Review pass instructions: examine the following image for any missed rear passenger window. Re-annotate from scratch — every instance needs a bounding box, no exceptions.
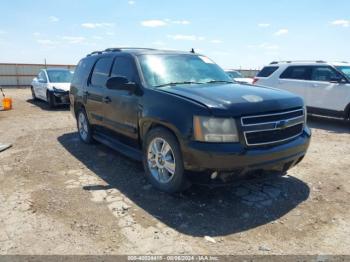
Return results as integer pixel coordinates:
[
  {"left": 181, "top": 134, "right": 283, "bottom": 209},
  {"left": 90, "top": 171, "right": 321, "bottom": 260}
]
[
  {"left": 71, "top": 57, "right": 96, "bottom": 86},
  {"left": 280, "top": 66, "right": 310, "bottom": 80},
  {"left": 257, "top": 66, "right": 279, "bottom": 77},
  {"left": 111, "top": 57, "right": 137, "bottom": 82},
  {"left": 90, "top": 57, "right": 114, "bottom": 86},
  {"left": 311, "top": 66, "right": 339, "bottom": 82}
]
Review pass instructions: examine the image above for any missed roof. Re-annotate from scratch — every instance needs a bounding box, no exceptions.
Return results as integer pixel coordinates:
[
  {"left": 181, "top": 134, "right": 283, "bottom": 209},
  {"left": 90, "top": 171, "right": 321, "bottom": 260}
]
[
  {"left": 86, "top": 48, "right": 198, "bottom": 57},
  {"left": 269, "top": 60, "right": 349, "bottom": 66}
]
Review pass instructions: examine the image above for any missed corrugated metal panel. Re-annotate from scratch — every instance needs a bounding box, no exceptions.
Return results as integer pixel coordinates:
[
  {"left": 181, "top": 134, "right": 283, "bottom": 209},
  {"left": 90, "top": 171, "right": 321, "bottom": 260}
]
[{"left": 0, "top": 63, "right": 76, "bottom": 87}]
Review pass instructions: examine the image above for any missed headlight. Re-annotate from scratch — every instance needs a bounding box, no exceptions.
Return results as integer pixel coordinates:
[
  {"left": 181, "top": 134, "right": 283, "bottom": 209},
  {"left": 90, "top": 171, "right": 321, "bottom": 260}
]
[
  {"left": 303, "top": 106, "right": 308, "bottom": 124},
  {"left": 193, "top": 116, "right": 239, "bottom": 142},
  {"left": 53, "top": 86, "right": 65, "bottom": 92}
]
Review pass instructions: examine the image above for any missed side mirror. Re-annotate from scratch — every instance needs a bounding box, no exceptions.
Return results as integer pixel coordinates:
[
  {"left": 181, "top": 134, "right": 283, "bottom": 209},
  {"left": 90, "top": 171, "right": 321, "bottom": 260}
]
[
  {"left": 106, "top": 76, "right": 137, "bottom": 92},
  {"left": 330, "top": 76, "right": 345, "bottom": 83}
]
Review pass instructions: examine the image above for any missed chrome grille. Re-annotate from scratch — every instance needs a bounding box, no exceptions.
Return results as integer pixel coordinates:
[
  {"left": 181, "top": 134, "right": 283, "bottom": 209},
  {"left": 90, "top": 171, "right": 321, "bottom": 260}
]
[{"left": 241, "top": 108, "right": 305, "bottom": 146}]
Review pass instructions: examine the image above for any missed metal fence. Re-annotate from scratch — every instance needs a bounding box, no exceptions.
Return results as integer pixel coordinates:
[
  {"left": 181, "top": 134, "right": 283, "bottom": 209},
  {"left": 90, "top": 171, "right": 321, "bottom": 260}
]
[
  {"left": 0, "top": 63, "right": 76, "bottom": 88},
  {"left": 236, "top": 69, "right": 259, "bottom": 78},
  {"left": 0, "top": 63, "right": 258, "bottom": 88}
]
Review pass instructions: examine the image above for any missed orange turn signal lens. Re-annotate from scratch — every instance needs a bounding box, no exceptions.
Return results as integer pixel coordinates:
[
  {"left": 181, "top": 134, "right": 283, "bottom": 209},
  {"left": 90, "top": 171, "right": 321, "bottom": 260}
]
[{"left": 193, "top": 116, "right": 204, "bottom": 141}]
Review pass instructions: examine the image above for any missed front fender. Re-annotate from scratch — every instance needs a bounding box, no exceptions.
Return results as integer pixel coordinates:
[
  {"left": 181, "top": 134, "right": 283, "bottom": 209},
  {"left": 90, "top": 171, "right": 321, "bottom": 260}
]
[{"left": 139, "top": 89, "right": 210, "bottom": 146}]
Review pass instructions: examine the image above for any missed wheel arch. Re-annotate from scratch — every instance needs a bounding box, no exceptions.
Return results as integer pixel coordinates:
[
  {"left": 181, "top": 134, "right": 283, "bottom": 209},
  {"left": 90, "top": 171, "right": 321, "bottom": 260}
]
[
  {"left": 140, "top": 120, "right": 183, "bottom": 148},
  {"left": 74, "top": 101, "right": 85, "bottom": 118},
  {"left": 345, "top": 102, "right": 350, "bottom": 119}
]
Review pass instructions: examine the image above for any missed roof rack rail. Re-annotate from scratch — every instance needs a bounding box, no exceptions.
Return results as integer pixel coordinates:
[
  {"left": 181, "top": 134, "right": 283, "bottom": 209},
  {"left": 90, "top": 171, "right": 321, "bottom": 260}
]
[
  {"left": 270, "top": 60, "right": 327, "bottom": 65},
  {"left": 86, "top": 51, "right": 103, "bottom": 57},
  {"left": 86, "top": 47, "right": 158, "bottom": 57}
]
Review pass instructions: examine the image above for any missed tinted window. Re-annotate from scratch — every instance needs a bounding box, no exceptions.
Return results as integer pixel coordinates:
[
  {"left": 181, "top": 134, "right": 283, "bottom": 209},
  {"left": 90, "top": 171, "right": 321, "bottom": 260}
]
[
  {"left": 311, "top": 66, "right": 340, "bottom": 82},
  {"left": 111, "top": 57, "right": 137, "bottom": 82},
  {"left": 91, "top": 57, "right": 114, "bottom": 86},
  {"left": 72, "top": 57, "right": 96, "bottom": 86},
  {"left": 280, "top": 66, "right": 311, "bottom": 80},
  {"left": 257, "top": 66, "right": 279, "bottom": 77}
]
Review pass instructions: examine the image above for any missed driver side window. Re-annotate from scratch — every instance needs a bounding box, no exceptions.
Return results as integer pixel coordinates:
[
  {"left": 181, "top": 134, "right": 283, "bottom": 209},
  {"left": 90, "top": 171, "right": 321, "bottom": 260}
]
[
  {"left": 38, "top": 71, "right": 47, "bottom": 83},
  {"left": 311, "top": 66, "right": 340, "bottom": 82}
]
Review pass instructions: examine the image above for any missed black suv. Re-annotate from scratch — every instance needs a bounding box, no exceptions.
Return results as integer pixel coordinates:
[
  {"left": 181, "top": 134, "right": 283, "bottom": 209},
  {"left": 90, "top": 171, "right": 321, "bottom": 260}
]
[{"left": 70, "top": 48, "right": 311, "bottom": 192}]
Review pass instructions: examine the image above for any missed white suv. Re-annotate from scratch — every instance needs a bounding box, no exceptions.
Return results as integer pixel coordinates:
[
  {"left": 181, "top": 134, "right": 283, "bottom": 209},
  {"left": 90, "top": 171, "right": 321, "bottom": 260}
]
[{"left": 254, "top": 61, "right": 350, "bottom": 119}]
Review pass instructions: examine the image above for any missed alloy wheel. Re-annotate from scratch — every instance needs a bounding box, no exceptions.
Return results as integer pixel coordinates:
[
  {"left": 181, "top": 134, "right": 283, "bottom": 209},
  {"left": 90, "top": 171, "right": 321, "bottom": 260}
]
[{"left": 147, "top": 137, "right": 176, "bottom": 184}]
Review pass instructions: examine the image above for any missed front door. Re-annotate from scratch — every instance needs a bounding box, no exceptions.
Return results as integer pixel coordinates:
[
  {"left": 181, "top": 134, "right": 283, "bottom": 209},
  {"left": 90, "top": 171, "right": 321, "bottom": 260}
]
[
  {"left": 103, "top": 55, "right": 140, "bottom": 144},
  {"left": 306, "top": 66, "right": 350, "bottom": 111},
  {"left": 36, "top": 70, "right": 48, "bottom": 100}
]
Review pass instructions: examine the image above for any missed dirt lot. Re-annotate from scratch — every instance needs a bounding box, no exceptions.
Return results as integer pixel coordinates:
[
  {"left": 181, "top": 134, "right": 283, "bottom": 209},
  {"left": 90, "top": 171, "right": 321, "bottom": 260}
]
[{"left": 0, "top": 88, "right": 349, "bottom": 255}]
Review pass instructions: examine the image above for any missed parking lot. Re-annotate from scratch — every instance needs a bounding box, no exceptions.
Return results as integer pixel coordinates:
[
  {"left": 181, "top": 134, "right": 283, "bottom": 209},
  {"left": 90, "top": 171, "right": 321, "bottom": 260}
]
[{"left": 0, "top": 88, "right": 349, "bottom": 255}]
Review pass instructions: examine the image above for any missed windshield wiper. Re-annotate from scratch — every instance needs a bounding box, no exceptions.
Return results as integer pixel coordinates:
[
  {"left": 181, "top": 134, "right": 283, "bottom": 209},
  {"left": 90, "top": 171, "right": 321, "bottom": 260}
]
[
  {"left": 205, "top": 80, "right": 234, "bottom": 84},
  {"left": 154, "top": 81, "right": 204, "bottom": 88}
]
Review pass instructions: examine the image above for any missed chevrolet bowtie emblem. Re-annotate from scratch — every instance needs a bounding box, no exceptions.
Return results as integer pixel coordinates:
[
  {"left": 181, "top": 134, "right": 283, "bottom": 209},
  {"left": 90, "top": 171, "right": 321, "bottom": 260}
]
[{"left": 275, "top": 120, "right": 289, "bottom": 129}]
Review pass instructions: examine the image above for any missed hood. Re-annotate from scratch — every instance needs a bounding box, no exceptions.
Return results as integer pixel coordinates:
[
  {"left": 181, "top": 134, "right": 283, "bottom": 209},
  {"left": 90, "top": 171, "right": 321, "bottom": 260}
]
[
  {"left": 159, "top": 83, "right": 304, "bottom": 117},
  {"left": 50, "top": 83, "right": 71, "bottom": 92}
]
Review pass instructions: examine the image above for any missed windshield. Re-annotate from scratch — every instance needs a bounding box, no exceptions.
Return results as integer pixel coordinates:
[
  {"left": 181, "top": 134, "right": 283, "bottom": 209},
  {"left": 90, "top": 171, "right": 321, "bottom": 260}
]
[
  {"left": 336, "top": 66, "right": 350, "bottom": 79},
  {"left": 226, "top": 71, "right": 242, "bottom": 78},
  {"left": 138, "top": 54, "right": 232, "bottom": 88},
  {"left": 47, "top": 70, "right": 74, "bottom": 83}
]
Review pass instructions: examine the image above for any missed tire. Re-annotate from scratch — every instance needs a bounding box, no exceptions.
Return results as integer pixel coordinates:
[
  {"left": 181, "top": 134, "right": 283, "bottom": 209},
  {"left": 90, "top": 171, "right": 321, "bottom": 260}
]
[
  {"left": 76, "top": 108, "right": 94, "bottom": 144},
  {"left": 47, "top": 91, "right": 55, "bottom": 109},
  {"left": 143, "top": 127, "right": 190, "bottom": 193},
  {"left": 31, "top": 87, "right": 37, "bottom": 100}
]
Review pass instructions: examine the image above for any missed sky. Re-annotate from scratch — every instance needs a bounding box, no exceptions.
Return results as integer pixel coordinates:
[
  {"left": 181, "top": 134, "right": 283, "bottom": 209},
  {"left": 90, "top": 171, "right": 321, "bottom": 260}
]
[{"left": 0, "top": 0, "right": 349, "bottom": 69}]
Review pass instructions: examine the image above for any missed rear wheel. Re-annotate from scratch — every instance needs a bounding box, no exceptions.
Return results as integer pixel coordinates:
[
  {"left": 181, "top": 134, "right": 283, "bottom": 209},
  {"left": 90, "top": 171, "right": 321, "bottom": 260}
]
[
  {"left": 77, "top": 108, "right": 93, "bottom": 144},
  {"left": 31, "top": 87, "right": 37, "bottom": 100},
  {"left": 143, "top": 127, "right": 190, "bottom": 193}
]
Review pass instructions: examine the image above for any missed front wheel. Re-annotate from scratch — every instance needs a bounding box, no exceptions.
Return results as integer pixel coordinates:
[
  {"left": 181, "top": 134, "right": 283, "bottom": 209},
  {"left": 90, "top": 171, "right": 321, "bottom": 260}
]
[
  {"left": 143, "top": 127, "right": 190, "bottom": 193},
  {"left": 47, "top": 91, "right": 55, "bottom": 108}
]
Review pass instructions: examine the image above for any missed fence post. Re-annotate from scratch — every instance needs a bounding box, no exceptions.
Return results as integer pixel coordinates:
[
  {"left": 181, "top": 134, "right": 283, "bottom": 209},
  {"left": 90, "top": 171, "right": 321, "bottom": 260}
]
[{"left": 15, "top": 64, "right": 19, "bottom": 87}]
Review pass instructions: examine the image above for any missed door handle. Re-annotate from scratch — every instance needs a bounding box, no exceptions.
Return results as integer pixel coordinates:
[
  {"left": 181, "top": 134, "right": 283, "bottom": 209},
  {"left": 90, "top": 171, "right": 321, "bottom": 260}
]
[{"left": 102, "top": 96, "right": 111, "bottom": 103}]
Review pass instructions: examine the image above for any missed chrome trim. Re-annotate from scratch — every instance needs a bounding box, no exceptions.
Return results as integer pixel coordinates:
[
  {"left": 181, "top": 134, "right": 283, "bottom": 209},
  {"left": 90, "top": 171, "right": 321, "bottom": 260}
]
[
  {"left": 241, "top": 108, "right": 305, "bottom": 146},
  {"left": 244, "top": 121, "right": 304, "bottom": 134},
  {"left": 244, "top": 130, "right": 304, "bottom": 147},
  {"left": 241, "top": 108, "right": 304, "bottom": 126}
]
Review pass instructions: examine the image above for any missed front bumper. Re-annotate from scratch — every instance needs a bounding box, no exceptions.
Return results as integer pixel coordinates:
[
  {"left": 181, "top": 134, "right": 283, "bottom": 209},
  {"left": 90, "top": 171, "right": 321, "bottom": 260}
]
[
  {"left": 52, "top": 90, "right": 70, "bottom": 105},
  {"left": 182, "top": 127, "right": 311, "bottom": 175}
]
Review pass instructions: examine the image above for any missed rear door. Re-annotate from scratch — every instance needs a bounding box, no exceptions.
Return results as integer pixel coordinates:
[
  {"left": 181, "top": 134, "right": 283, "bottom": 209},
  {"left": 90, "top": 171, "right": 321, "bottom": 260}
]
[
  {"left": 277, "top": 66, "right": 311, "bottom": 99},
  {"left": 306, "top": 65, "right": 349, "bottom": 111},
  {"left": 103, "top": 55, "right": 140, "bottom": 143},
  {"left": 85, "top": 56, "right": 114, "bottom": 127}
]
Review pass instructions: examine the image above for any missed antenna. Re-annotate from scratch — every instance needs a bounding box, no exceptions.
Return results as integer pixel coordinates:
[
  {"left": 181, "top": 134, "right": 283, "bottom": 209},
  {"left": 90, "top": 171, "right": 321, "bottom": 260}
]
[{"left": 44, "top": 58, "right": 47, "bottom": 69}]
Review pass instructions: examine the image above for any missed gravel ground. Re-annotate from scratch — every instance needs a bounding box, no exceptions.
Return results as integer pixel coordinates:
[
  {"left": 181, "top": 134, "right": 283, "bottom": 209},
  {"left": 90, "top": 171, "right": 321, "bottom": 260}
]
[{"left": 0, "top": 88, "right": 349, "bottom": 255}]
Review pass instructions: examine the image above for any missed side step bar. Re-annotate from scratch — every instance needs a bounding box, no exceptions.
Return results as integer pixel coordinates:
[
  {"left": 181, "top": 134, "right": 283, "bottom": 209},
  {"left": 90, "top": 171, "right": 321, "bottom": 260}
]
[{"left": 93, "top": 132, "right": 143, "bottom": 161}]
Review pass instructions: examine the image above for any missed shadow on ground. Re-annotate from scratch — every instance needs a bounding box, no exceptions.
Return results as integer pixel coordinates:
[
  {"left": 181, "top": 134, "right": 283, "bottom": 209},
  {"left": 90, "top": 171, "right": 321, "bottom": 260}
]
[
  {"left": 26, "top": 98, "right": 69, "bottom": 111},
  {"left": 307, "top": 115, "right": 349, "bottom": 134},
  {"left": 58, "top": 132, "right": 310, "bottom": 237}
]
